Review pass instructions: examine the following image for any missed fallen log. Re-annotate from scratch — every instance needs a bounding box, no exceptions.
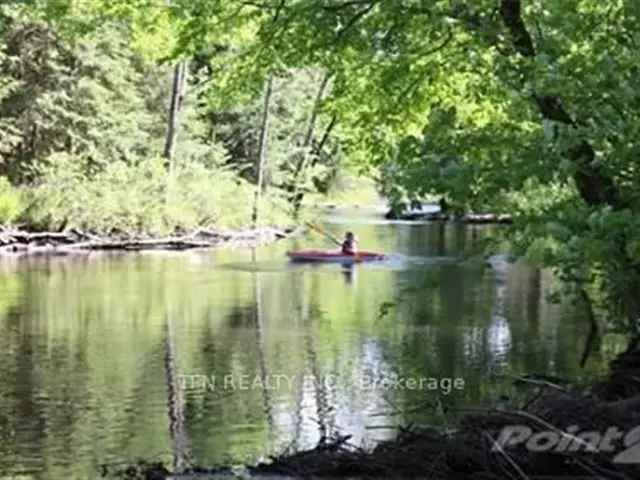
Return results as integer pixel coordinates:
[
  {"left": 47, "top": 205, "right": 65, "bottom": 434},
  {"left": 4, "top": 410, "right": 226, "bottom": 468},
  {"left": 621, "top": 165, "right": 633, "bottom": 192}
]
[
  {"left": 390, "top": 211, "right": 514, "bottom": 224},
  {"left": 461, "top": 213, "right": 514, "bottom": 224},
  {"left": 60, "top": 237, "right": 219, "bottom": 251},
  {"left": 0, "top": 226, "right": 297, "bottom": 256}
]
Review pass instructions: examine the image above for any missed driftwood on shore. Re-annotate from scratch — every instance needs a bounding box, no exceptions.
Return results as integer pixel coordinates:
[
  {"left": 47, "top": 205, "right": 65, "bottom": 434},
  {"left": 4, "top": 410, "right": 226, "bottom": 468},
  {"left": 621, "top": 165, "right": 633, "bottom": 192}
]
[
  {"left": 389, "top": 210, "right": 514, "bottom": 224},
  {"left": 429, "top": 212, "right": 513, "bottom": 224},
  {"left": 0, "top": 226, "right": 295, "bottom": 256}
]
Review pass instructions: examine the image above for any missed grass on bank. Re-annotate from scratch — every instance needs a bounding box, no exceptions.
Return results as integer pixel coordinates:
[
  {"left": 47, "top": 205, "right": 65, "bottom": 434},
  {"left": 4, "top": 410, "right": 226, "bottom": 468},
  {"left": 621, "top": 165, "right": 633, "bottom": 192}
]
[{"left": 0, "top": 156, "right": 293, "bottom": 234}]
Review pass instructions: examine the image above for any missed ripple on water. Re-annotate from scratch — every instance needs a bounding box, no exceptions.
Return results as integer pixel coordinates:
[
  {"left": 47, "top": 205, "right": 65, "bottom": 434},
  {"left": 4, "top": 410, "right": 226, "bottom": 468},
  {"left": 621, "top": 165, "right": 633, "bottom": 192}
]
[{"left": 0, "top": 215, "right": 625, "bottom": 478}]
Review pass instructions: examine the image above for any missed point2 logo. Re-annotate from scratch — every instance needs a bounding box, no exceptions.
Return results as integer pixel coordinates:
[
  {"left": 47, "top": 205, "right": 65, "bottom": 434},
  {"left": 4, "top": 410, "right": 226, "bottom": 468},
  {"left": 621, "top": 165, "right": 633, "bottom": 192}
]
[{"left": 492, "top": 425, "right": 640, "bottom": 463}]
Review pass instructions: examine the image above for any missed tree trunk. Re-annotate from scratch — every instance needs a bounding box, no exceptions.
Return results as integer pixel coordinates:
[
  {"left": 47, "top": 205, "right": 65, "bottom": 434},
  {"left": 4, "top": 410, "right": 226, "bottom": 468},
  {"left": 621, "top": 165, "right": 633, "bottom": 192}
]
[
  {"left": 303, "top": 73, "right": 332, "bottom": 149},
  {"left": 498, "top": 0, "right": 620, "bottom": 208},
  {"left": 313, "top": 114, "right": 337, "bottom": 159},
  {"left": 290, "top": 73, "right": 332, "bottom": 215},
  {"left": 252, "top": 75, "right": 274, "bottom": 228},
  {"left": 499, "top": 0, "right": 640, "bottom": 328},
  {"left": 164, "top": 61, "right": 188, "bottom": 170}
]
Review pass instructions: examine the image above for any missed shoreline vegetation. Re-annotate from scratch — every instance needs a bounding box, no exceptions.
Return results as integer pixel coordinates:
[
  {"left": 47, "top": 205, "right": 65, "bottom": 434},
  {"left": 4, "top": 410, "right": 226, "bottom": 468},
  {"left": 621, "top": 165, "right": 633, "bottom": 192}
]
[
  {"left": 1, "top": 0, "right": 638, "bottom": 330},
  {"left": 2, "top": 1, "right": 640, "bottom": 479},
  {"left": 107, "top": 341, "right": 640, "bottom": 479},
  {"left": 0, "top": 206, "right": 516, "bottom": 257}
]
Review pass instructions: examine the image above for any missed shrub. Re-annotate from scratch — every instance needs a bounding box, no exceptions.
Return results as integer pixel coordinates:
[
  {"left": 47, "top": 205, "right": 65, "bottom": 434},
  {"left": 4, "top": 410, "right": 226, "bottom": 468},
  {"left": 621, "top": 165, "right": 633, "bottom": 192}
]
[
  {"left": 0, "top": 176, "right": 23, "bottom": 225},
  {"left": 26, "top": 154, "right": 292, "bottom": 234}
]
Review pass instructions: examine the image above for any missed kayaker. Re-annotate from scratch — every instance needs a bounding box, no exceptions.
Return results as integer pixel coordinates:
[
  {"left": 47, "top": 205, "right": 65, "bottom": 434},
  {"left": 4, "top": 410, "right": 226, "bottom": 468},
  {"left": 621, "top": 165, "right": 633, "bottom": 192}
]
[{"left": 341, "top": 231, "right": 358, "bottom": 255}]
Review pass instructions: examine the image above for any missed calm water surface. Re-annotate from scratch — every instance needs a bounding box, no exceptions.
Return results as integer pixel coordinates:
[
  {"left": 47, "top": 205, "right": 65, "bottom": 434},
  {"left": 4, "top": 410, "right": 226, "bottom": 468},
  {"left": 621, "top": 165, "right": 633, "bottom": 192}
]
[{"left": 0, "top": 207, "right": 626, "bottom": 478}]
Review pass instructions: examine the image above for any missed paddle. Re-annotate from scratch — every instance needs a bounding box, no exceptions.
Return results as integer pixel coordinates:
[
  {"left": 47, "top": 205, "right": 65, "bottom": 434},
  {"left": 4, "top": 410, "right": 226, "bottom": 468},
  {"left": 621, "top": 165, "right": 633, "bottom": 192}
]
[
  {"left": 305, "top": 221, "right": 342, "bottom": 247},
  {"left": 305, "top": 222, "right": 362, "bottom": 262}
]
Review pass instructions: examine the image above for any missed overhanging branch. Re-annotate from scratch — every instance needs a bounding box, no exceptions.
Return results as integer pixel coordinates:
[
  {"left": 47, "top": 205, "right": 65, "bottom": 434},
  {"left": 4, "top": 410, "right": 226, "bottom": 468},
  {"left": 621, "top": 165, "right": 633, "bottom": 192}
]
[
  {"left": 498, "top": 0, "right": 620, "bottom": 207},
  {"left": 336, "top": 0, "right": 379, "bottom": 39}
]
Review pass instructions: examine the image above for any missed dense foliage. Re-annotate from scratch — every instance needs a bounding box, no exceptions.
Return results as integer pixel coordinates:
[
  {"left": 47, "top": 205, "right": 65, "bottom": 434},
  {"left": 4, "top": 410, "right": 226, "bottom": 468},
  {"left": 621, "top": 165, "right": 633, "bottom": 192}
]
[
  {"left": 244, "top": 0, "right": 640, "bottom": 331},
  {"left": 0, "top": 0, "right": 638, "bottom": 331},
  {"left": 0, "top": 2, "right": 341, "bottom": 232}
]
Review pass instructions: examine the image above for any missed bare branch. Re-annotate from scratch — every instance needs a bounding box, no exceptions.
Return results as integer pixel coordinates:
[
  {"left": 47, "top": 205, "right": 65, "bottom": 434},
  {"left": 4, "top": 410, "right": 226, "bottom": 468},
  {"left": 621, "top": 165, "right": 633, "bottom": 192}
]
[
  {"left": 322, "top": 0, "right": 378, "bottom": 12},
  {"left": 336, "top": 0, "right": 379, "bottom": 39}
]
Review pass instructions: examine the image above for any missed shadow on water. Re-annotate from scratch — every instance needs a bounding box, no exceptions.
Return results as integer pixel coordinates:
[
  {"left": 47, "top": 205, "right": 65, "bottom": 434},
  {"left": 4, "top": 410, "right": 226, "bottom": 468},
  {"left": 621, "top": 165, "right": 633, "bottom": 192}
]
[{"left": 0, "top": 206, "right": 631, "bottom": 478}]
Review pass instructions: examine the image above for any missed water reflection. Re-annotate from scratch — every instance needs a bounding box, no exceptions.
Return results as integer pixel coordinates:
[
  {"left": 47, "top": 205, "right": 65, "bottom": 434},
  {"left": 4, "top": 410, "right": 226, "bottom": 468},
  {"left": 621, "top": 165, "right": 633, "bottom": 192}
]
[
  {"left": 164, "top": 311, "right": 189, "bottom": 472},
  {"left": 340, "top": 264, "right": 356, "bottom": 285},
  {"left": 0, "top": 211, "right": 628, "bottom": 478}
]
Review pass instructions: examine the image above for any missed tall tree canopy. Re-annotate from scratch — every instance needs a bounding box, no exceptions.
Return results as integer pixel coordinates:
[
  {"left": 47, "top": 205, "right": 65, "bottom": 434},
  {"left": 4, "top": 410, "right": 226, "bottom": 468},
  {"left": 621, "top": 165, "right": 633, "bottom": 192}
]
[
  {"left": 237, "top": 0, "right": 640, "bottom": 327},
  {"left": 1, "top": 0, "right": 639, "bottom": 329}
]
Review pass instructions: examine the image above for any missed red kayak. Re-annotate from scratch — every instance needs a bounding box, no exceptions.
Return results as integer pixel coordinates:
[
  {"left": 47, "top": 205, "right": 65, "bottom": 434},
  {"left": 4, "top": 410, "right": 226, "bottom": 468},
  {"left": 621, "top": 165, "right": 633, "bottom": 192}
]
[{"left": 287, "top": 249, "right": 387, "bottom": 263}]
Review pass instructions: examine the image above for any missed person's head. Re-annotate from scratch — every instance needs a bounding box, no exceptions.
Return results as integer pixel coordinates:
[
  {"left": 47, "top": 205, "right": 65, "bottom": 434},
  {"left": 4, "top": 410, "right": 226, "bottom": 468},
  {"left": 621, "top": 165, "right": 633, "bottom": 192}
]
[{"left": 345, "top": 231, "right": 355, "bottom": 241}]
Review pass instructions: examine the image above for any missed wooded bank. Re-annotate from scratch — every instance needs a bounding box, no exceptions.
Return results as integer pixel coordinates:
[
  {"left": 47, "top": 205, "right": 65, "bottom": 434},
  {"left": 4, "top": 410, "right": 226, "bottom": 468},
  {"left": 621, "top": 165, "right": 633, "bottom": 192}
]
[{"left": 2, "top": 0, "right": 640, "bottom": 330}]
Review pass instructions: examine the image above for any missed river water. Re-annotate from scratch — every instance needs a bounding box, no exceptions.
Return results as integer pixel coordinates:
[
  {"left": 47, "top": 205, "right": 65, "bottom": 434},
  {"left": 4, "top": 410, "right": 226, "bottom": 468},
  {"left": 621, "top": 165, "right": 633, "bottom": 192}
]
[{"left": 0, "top": 207, "right": 626, "bottom": 478}]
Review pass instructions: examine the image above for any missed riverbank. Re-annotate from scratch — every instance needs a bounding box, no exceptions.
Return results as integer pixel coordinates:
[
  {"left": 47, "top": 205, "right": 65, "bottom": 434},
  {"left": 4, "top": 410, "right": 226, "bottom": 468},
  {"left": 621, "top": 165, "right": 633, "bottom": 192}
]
[
  {"left": 403, "top": 212, "right": 514, "bottom": 224},
  {"left": 0, "top": 226, "right": 297, "bottom": 256},
  {"left": 108, "top": 339, "right": 640, "bottom": 479},
  {"left": 386, "top": 208, "right": 514, "bottom": 224}
]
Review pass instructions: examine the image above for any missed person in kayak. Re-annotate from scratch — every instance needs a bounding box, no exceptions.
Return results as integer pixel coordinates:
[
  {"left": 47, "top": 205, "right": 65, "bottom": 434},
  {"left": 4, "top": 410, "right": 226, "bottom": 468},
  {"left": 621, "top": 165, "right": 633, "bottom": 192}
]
[{"left": 341, "top": 231, "right": 358, "bottom": 255}]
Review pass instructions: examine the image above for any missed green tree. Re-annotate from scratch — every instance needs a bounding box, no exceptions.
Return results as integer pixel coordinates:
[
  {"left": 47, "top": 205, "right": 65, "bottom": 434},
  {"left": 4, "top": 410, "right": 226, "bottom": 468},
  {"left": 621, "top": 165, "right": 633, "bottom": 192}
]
[{"left": 245, "top": 0, "right": 640, "bottom": 330}]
